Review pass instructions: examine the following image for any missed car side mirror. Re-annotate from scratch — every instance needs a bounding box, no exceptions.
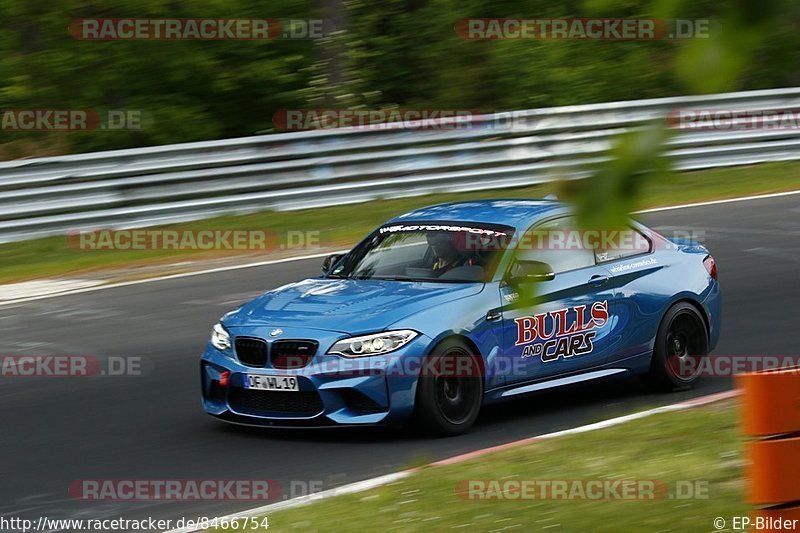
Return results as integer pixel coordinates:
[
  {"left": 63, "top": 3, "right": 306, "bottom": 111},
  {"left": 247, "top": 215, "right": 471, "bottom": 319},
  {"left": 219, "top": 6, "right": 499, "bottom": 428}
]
[
  {"left": 508, "top": 259, "right": 555, "bottom": 283},
  {"left": 322, "top": 253, "right": 345, "bottom": 274}
]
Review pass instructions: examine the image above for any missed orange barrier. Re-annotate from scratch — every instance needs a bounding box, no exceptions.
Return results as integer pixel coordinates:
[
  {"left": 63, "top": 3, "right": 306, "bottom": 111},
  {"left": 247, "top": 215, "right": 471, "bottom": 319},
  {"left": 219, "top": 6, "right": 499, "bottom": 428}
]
[
  {"left": 740, "top": 369, "right": 800, "bottom": 437},
  {"left": 747, "top": 437, "right": 800, "bottom": 504},
  {"left": 738, "top": 367, "right": 800, "bottom": 528}
]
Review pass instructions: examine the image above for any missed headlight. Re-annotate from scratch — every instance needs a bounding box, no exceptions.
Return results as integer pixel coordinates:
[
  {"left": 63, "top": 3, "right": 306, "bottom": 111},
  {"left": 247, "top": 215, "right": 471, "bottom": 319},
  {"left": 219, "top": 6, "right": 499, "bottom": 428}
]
[
  {"left": 328, "top": 330, "right": 418, "bottom": 357},
  {"left": 211, "top": 323, "right": 231, "bottom": 351}
]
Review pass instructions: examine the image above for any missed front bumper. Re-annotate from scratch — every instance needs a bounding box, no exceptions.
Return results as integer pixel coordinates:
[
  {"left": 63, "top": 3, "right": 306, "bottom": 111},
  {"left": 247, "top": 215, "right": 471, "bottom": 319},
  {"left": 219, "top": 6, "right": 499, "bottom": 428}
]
[{"left": 200, "top": 326, "right": 433, "bottom": 427}]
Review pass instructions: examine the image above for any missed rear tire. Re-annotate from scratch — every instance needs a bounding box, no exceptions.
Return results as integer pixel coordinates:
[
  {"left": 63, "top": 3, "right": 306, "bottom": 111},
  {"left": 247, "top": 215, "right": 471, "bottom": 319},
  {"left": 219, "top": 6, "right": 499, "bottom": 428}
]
[
  {"left": 413, "top": 339, "right": 483, "bottom": 436},
  {"left": 645, "top": 302, "right": 708, "bottom": 391}
]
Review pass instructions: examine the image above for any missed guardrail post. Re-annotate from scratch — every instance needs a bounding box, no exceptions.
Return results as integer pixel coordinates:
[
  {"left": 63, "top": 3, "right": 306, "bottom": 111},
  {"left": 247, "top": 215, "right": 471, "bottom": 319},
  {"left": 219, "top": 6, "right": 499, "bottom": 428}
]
[{"left": 738, "top": 368, "right": 800, "bottom": 528}]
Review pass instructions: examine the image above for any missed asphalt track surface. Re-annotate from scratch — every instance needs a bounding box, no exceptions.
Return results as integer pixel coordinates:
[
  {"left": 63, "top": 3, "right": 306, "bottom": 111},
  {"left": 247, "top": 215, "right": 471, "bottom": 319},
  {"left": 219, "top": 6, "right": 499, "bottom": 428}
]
[{"left": 0, "top": 194, "right": 798, "bottom": 528}]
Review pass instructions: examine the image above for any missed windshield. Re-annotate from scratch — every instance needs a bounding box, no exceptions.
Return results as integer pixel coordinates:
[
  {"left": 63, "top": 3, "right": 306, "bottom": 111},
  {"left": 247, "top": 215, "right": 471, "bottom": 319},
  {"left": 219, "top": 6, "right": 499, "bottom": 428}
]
[{"left": 329, "top": 223, "right": 515, "bottom": 282}]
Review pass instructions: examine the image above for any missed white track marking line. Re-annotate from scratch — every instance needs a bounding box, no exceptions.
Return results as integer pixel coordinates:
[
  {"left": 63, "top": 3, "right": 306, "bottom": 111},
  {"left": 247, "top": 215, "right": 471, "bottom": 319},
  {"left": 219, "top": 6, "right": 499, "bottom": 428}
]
[
  {"left": 2, "top": 188, "right": 798, "bottom": 307},
  {"left": 160, "top": 472, "right": 413, "bottom": 533},
  {"left": 162, "top": 389, "right": 739, "bottom": 533},
  {"left": 637, "top": 189, "right": 800, "bottom": 214},
  {"left": 0, "top": 250, "right": 347, "bottom": 307},
  {"left": 0, "top": 279, "right": 103, "bottom": 303}
]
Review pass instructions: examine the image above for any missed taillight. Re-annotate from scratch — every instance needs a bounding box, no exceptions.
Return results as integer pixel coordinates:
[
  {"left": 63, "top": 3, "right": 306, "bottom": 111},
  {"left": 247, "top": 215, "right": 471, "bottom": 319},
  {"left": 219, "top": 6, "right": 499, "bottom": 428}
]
[{"left": 703, "top": 255, "right": 717, "bottom": 280}]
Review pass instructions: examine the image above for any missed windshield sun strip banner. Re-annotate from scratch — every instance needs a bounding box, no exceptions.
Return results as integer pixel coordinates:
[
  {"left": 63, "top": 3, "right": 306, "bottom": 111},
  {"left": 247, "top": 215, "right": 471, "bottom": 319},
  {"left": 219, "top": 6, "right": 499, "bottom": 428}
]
[{"left": 378, "top": 224, "right": 510, "bottom": 237}]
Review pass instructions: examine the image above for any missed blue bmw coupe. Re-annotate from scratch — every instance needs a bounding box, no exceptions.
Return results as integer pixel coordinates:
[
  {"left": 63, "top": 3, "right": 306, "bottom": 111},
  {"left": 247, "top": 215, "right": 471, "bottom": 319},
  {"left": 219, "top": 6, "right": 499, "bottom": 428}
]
[{"left": 201, "top": 200, "right": 720, "bottom": 435}]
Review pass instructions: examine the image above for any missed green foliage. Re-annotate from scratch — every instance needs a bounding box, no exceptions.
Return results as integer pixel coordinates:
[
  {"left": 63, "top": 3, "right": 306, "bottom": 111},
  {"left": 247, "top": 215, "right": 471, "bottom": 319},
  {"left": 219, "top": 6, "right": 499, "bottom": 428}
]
[
  {"left": 0, "top": 0, "right": 796, "bottom": 155},
  {"left": 566, "top": 123, "right": 673, "bottom": 231},
  {"left": 0, "top": 0, "right": 313, "bottom": 153}
]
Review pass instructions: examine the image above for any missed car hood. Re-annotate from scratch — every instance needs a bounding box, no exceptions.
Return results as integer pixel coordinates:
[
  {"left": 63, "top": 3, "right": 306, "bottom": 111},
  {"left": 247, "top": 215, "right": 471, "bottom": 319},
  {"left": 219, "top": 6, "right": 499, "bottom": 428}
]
[{"left": 221, "top": 277, "right": 485, "bottom": 334}]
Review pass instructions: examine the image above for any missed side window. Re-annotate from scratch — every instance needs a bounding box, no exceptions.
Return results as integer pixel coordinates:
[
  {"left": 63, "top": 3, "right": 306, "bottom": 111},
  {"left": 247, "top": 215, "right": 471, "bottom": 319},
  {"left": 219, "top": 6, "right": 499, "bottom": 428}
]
[
  {"left": 594, "top": 227, "right": 652, "bottom": 263},
  {"left": 516, "top": 217, "right": 596, "bottom": 274}
]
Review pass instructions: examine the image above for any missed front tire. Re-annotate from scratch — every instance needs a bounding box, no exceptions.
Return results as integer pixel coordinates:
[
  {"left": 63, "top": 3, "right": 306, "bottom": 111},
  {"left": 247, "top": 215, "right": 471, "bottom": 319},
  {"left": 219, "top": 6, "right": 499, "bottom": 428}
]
[
  {"left": 645, "top": 302, "right": 709, "bottom": 391},
  {"left": 413, "top": 339, "right": 483, "bottom": 436}
]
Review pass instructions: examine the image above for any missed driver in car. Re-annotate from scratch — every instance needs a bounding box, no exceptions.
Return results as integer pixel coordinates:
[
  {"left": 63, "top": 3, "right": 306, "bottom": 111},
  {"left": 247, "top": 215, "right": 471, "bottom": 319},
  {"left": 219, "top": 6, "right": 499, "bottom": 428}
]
[{"left": 427, "top": 232, "right": 474, "bottom": 277}]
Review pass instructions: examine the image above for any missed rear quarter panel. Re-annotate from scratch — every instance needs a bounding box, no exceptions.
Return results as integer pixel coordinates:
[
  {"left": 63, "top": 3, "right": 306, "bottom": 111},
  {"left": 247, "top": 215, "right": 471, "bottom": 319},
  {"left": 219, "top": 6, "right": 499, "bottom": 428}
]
[{"left": 606, "top": 245, "right": 720, "bottom": 367}]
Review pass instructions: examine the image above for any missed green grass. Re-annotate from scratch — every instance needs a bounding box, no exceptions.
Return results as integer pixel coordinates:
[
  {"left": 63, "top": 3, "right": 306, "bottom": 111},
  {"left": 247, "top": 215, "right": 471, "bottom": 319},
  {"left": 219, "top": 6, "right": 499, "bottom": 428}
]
[
  {"left": 1, "top": 161, "right": 798, "bottom": 284},
  {"left": 214, "top": 400, "right": 746, "bottom": 532}
]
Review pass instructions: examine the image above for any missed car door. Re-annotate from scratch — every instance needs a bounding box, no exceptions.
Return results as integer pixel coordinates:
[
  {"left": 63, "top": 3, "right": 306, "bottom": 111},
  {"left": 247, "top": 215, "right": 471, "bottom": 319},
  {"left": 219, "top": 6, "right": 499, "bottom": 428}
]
[
  {"left": 592, "top": 223, "right": 661, "bottom": 363},
  {"left": 499, "top": 216, "right": 616, "bottom": 385}
]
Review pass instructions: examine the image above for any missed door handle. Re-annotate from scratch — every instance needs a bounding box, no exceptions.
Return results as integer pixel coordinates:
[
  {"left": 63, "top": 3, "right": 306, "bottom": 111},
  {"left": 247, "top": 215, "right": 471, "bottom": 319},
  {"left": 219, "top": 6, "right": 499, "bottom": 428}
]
[
  {"left": 486, "top": 309, "right": 502, "bottom": 321},
  {"left": 588, "top": 274, "right": 609, "bottom": 287}
]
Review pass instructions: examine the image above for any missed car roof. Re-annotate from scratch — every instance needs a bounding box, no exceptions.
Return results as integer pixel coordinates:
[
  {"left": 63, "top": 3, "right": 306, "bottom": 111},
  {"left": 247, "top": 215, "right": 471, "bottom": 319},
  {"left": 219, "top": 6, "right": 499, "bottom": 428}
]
[{"left": 388, "top": 199, "right": 570, "bottom": 229}]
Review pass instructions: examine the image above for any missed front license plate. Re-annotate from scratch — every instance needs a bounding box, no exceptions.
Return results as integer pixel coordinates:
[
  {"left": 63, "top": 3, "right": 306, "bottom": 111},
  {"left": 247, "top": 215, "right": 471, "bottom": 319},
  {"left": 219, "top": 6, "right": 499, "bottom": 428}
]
[{"left": 246, "top": 374, "right": 299, "bottom": 392}]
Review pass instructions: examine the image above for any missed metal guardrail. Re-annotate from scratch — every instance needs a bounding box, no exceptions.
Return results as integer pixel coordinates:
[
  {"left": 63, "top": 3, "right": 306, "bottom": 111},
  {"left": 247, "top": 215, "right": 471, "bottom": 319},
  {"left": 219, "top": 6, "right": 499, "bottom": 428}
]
[{"left": 1, "top": 87, "right": 799, "bottom": 243}]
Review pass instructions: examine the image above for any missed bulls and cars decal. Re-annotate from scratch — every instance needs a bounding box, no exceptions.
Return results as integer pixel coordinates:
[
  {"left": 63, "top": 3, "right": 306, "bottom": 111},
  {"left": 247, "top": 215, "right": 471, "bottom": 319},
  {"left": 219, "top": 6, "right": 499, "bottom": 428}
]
[{"left": 514, "top": 301, "right": 609, "bottom": 362}]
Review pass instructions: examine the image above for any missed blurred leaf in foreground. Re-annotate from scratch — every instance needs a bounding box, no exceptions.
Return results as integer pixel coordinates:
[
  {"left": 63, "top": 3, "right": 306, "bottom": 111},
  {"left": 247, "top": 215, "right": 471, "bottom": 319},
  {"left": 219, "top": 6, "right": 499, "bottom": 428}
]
[{"left": 560, "top": 123, "right": 673, "bottom": 231}]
